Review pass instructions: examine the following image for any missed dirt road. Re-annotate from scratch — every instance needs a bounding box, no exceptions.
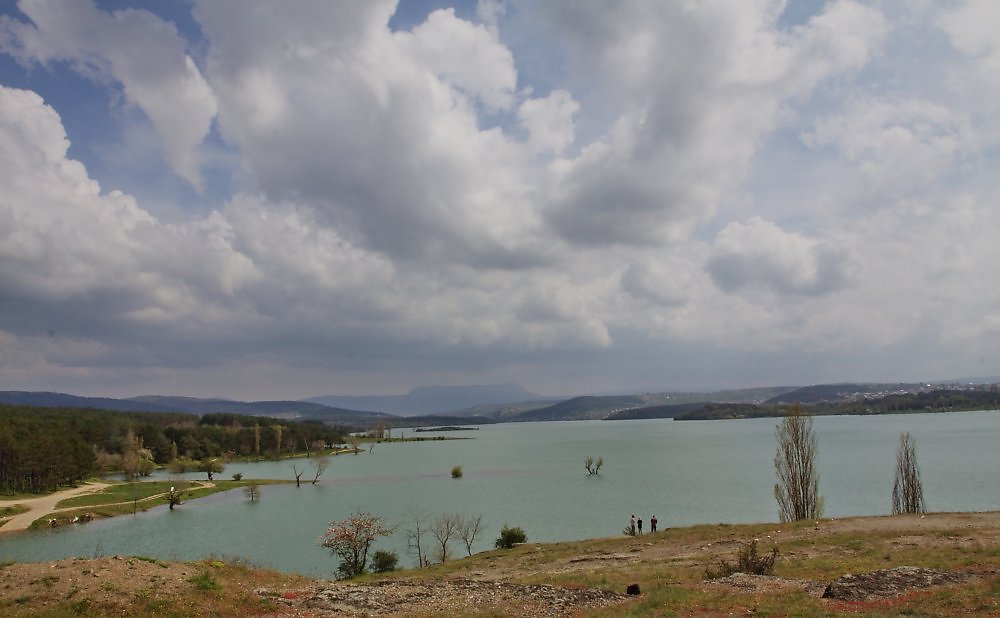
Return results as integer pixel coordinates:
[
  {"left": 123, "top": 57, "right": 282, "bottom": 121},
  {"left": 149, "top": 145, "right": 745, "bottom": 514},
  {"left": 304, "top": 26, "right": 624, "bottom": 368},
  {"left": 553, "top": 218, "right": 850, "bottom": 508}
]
[{"left": 0, "top": 482, "right": 110, "bottom": 533}]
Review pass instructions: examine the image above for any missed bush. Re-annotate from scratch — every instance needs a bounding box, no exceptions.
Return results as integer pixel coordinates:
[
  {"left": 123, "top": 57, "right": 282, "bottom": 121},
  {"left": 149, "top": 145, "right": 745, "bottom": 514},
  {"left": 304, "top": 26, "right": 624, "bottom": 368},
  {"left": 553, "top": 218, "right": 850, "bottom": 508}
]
[
  {"left": 231, "top": 472, "right": 243, "bottom": 481},
  {"left": 371, "top": 550, "right": 398, "bottom": 573},
  {"left": 451, "top": 465, "right": 463, "bottom": 478},
  {"left": 495, "top": 525, "right": 527, "bottom": 549},
  {"left": 704, "top": 539, "right": 778, "bottom": 579},
  {"left": 188, "top": 571, "right": 221, "bottom": 590}
]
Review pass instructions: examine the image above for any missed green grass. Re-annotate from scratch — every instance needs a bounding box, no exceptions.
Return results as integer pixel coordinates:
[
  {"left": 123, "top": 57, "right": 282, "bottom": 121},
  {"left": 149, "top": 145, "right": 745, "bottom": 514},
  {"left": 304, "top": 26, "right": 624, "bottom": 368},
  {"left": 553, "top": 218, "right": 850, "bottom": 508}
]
[
  {"left": 31, "top": 479, "right": 291, "bottom": 529},
  {"left": 188, "top": 571, "right": 221, "bottom": 591}
]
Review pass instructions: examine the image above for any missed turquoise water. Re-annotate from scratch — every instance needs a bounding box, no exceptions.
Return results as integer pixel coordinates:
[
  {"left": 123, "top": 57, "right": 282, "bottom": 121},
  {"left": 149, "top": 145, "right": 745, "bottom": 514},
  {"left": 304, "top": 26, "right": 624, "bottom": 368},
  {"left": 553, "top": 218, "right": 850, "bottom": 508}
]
[{"left": 1, "top": 412, "right": 997, "bottom": 577}]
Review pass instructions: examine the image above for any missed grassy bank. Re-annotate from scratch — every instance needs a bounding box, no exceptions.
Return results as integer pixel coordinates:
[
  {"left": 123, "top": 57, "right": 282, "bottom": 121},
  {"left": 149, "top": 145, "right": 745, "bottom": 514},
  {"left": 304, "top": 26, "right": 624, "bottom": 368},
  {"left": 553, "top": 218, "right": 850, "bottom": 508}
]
[{"left": 29, "top": 479, "right": 290, "bottom": 529}]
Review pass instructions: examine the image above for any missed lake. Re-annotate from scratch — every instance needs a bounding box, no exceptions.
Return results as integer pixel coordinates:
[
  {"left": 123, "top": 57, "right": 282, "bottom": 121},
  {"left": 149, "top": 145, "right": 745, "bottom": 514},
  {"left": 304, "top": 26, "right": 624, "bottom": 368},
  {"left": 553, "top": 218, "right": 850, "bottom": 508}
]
[{"left": 1, "top": 411, "right": 997, "bottom": 577}]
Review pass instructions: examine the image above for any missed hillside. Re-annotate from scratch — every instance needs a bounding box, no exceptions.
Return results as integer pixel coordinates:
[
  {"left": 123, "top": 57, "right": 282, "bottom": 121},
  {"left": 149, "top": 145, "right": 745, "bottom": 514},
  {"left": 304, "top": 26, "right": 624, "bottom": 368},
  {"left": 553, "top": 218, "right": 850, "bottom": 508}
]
[
  {"left": 306, "top": 383, "right": 549, "bottom": 415},
  {"left": 1, "top": 511, "right": 995, "bottom": 616},
  {"left": 509, "top": 395, "right": 644, "bottom": 422}
]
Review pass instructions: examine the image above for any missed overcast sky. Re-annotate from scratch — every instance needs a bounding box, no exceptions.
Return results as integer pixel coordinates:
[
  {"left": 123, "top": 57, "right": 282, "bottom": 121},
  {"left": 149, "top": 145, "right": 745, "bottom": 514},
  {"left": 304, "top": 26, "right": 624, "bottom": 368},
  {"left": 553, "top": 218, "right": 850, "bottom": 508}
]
[{"left": 1, "top": 0, "right": 998, "bottom": 400}]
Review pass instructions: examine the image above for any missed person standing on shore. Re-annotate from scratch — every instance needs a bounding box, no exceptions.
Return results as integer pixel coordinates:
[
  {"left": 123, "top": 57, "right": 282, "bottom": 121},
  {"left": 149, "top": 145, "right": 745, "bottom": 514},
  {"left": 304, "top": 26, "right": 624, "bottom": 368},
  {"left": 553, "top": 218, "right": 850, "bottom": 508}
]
[
  {"left": 651, "top": 514, "right": 657, "bottom": 533},
  {"left": 629, "top": 514, "right": 636, "bottom": 535},
  {"left": 637, "top": 516, "right": 643, "bottom": 535}
]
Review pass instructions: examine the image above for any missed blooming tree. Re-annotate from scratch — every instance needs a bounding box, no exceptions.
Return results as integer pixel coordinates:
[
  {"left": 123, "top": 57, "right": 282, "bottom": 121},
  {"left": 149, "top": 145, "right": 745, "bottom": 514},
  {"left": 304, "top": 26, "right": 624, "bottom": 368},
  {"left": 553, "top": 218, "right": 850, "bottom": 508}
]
[{"left": 319, "top": 512, "right": 392, "bottom": 578}]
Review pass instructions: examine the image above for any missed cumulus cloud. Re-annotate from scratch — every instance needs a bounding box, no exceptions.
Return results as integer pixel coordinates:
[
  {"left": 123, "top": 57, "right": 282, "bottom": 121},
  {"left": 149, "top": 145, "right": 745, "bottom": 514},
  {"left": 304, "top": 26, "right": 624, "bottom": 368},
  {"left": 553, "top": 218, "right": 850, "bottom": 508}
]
[
  {"left": 537, "top": 0, "right": 888, "bottom": 247},
  {"left": 708, "top": 218, "right": 853, "bottom": 296},
  {"left": 2, "top": 1, "right": 999, "bottom": 397},
  {"left": 0, "top": 0, "right": 217, "bottom": 189},
  {"left": 803, "top": 98, "right": 975, "bottom": 192}
]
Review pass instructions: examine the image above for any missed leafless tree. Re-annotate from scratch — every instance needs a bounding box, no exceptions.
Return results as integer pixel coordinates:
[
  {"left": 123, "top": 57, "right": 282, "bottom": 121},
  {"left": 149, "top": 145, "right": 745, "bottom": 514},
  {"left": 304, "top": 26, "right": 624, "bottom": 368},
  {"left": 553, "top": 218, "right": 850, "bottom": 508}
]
[
  {"left": 584, "top": 455, "right": 604, "bottom": 475},
  {"left": 891, "top": 432, "right": 925, "bottom": 515},
  {"left": 774, "top": 406, "right": 823, "bottom": 522},
  {"left": 431, "top": 513, "right": 461, "bottom": 563},
  {"left": 273, "top": 425, "right": 284, "bottom": 460},
  {"left": 292, "top": 462, "right": 304, "bottom": 487},
  {"left": 405, "top": 510, "right": 430, "bottom": 568},
  {"left": 311, "top": 455, "right": 329, "bottom": 484},
  {"left": 244, "top": 481, "right": 260, "bottom": 502},
  {"left": 457, "top": 514, "right": 484, "bottom": 556}
]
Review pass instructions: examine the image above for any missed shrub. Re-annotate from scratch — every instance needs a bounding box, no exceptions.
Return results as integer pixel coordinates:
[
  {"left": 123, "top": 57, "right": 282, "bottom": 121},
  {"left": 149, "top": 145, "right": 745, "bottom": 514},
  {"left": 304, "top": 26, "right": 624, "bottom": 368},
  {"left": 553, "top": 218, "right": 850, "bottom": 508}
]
[
  {"left": 495, "top": 525, "right": 527, "bottom": 549},
  {"left": 371, "top": 550, "right": 399, "bottom": 573},
  {"left": 320, "top": 512, "right": 393, "bottom": 579},
  {"left": 231, "top": 472, "right": 243, "bottom": 481},
  {"left": 451, "top": 465, "right": 463, "bottom": 478},
  {"left": 704, "top": 539, "right": 778, "bottom": 579},
  {"left": 188, "top": 571, "right": 221, "bottom": 591}
]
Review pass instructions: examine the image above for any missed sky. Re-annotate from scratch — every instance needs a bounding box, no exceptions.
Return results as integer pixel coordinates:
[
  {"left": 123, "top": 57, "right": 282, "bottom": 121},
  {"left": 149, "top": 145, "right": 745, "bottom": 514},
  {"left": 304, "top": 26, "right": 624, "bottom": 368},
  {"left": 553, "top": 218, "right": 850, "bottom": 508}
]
[{"left": 1, "top": 0, "right": 999, "bottom": 401}]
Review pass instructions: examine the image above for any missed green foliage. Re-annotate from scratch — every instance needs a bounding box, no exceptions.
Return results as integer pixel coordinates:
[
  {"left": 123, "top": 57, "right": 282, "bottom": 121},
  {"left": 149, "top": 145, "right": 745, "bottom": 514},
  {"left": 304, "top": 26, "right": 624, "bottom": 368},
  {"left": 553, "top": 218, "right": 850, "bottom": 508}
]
[
  {"left": 495, "top": 525, "right": 527, "bottom": 549},
  {"left": 371, "top": 550, "right": 399, "bottom": 573},
  {"left": 704, "top": 539, "right": 778, "bottom": 579},
  {"left": 0, "top": 403, "right": 347, "bottom": 494},
  {"left": 188, "top": 571, "right": 221, "bottom": 591},
  {"left": 231, "top": 472, "right": 243, "bottom": 481},
  {"left": 451, "top": 465, "right": 463, "bottom": 478}
]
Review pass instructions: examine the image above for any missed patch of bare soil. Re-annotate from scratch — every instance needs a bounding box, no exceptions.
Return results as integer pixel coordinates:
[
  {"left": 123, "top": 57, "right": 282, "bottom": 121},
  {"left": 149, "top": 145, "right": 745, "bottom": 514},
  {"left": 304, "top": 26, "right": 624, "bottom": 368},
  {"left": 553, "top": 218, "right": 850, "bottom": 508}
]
[{"left": 269, "top": 577, "right": 628, "bottom": 617}]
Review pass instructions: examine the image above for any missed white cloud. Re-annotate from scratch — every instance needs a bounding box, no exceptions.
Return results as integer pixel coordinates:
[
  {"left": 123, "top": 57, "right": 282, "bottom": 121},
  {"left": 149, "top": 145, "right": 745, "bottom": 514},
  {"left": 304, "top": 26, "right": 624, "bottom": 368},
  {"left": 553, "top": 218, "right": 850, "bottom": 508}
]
[
  {"left": 708, "top": 217, "right": 853, "bottom": 296},
  {"left": 2, "top": 1, "right": 1000, "bottom": 397},
  {"left": 0, "top": 0, "right": 217, "bottom": 189},
  {"left": 803, "top": 98, "right": 975, "bottom": 191},
  {"left": 396, "top": 8, "right": 517, "bottom": 111},
  {"left": 518, "top": 89, "right": 579, "bottom": 156},
  {"left": 536, "top": 0, "right": 888, "bottom": 247}
]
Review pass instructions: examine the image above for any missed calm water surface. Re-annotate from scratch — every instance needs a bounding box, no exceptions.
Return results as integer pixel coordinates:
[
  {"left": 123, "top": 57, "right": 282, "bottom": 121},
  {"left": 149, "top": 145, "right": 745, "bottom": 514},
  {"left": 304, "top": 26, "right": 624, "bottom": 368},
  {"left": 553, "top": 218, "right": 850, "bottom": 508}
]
[{"left": 1, "top": 412, "right": 997, "bottom": 576}]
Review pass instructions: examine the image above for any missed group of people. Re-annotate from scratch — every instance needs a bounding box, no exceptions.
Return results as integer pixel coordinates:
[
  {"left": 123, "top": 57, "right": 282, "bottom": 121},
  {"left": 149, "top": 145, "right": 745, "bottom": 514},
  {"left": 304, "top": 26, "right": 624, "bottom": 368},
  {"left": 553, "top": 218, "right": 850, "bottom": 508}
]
[{"left": 628, "top": 513, "right": 657, "bottom": 535}]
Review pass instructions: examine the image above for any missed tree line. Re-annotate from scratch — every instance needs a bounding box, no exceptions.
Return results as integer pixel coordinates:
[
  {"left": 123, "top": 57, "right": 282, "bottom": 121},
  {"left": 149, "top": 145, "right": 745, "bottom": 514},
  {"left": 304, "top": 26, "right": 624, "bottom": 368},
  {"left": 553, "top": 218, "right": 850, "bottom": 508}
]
[{"left": 0, "top": 404, "right": 349, "bottom": 494}]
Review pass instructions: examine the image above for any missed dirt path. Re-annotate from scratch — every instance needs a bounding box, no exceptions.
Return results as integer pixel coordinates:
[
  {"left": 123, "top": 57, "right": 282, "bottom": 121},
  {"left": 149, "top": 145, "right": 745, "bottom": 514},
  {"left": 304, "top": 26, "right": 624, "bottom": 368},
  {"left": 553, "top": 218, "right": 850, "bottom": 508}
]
[{"left": 0, "top": 482, "right": 110, "bottom": 533}]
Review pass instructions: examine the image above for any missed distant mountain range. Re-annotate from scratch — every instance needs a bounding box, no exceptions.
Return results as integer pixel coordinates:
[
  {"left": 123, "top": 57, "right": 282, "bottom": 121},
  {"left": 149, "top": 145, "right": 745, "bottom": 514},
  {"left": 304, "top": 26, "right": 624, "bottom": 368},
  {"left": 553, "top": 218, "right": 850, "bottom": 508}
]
[
  {"left": 304, "top": 383, "right": 552, "bottom": 415},
  {"left": 2, "top": 379, "right": 996, "bottom": 427}
]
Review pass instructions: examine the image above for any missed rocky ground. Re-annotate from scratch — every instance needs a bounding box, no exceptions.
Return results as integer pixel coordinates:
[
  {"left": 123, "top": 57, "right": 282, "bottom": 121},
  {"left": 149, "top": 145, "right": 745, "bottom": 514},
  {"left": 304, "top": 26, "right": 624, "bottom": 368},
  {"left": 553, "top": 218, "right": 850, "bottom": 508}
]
[{"left": 1, "top": 511, "right": 997, "bottom": 616}]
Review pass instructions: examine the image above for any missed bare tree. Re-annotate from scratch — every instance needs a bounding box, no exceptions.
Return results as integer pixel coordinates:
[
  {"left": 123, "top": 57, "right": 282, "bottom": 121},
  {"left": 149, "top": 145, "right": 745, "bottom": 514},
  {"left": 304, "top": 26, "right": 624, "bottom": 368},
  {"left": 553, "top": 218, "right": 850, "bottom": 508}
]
[
  {"left": 891, "top": 432, "right": 925, "bottom": 515},
  {"left": 774, "top": 407, "right": 823, "bottom": 522},
  {"left": 244, "top": 481, "right": 260, "bottom": 502},
  {"left": 457, "top": 514, "right": 484, "bottom": 556},
  {"left": 405, "top": 510, "right": 430, "bottom": 568},
  {"left": 273, "top": 425, "right": 284, "bottom": 460},
  {"left": 310, "top": 455, "right": 329, "bottom": 484},
  {"left": 291, "top": 462, "right": 304, "bottom": 487},
  {"left": 585, "top": 455, "right": 603, "bottom": 475},
  {"left": 431, "top": 513, "right": 461, "bottom": 563}
]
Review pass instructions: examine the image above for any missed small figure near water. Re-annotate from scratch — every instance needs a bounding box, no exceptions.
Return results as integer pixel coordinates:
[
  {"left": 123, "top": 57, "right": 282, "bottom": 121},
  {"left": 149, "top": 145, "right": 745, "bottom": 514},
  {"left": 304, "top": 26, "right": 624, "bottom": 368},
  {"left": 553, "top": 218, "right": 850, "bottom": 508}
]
[
  {"left": 637, "top": 517, "right": 643, "bottom": 535},
  {"left": 629, "top": 514, "right": 636, "bottom": 536},
  {"left": 651, "top": 514, "right": 658, "bottom": 532}
]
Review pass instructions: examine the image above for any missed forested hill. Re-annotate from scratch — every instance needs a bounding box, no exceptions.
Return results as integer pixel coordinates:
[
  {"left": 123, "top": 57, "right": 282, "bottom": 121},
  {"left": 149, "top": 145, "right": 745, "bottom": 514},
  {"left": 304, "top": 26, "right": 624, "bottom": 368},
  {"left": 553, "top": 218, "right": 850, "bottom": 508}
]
[
  {"left": 0, "top": 391, "right": 391, "bottom": 426},
  {"left": 0, "top": 404, "right": 348, "bottom": 494},
  {"left": 669, "top": 389, "right": 1000, "bottom": 420},
  {"left": 507, "top": 395, "right": 644, "bottom": 421}
]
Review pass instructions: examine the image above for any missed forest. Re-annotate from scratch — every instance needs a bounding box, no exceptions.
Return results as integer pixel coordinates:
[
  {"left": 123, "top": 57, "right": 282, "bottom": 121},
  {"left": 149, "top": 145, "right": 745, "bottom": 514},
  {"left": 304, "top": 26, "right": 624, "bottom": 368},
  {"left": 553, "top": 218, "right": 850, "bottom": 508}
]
[{"left": 0, "top": 404, "right": 349, "bottom": 494}]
